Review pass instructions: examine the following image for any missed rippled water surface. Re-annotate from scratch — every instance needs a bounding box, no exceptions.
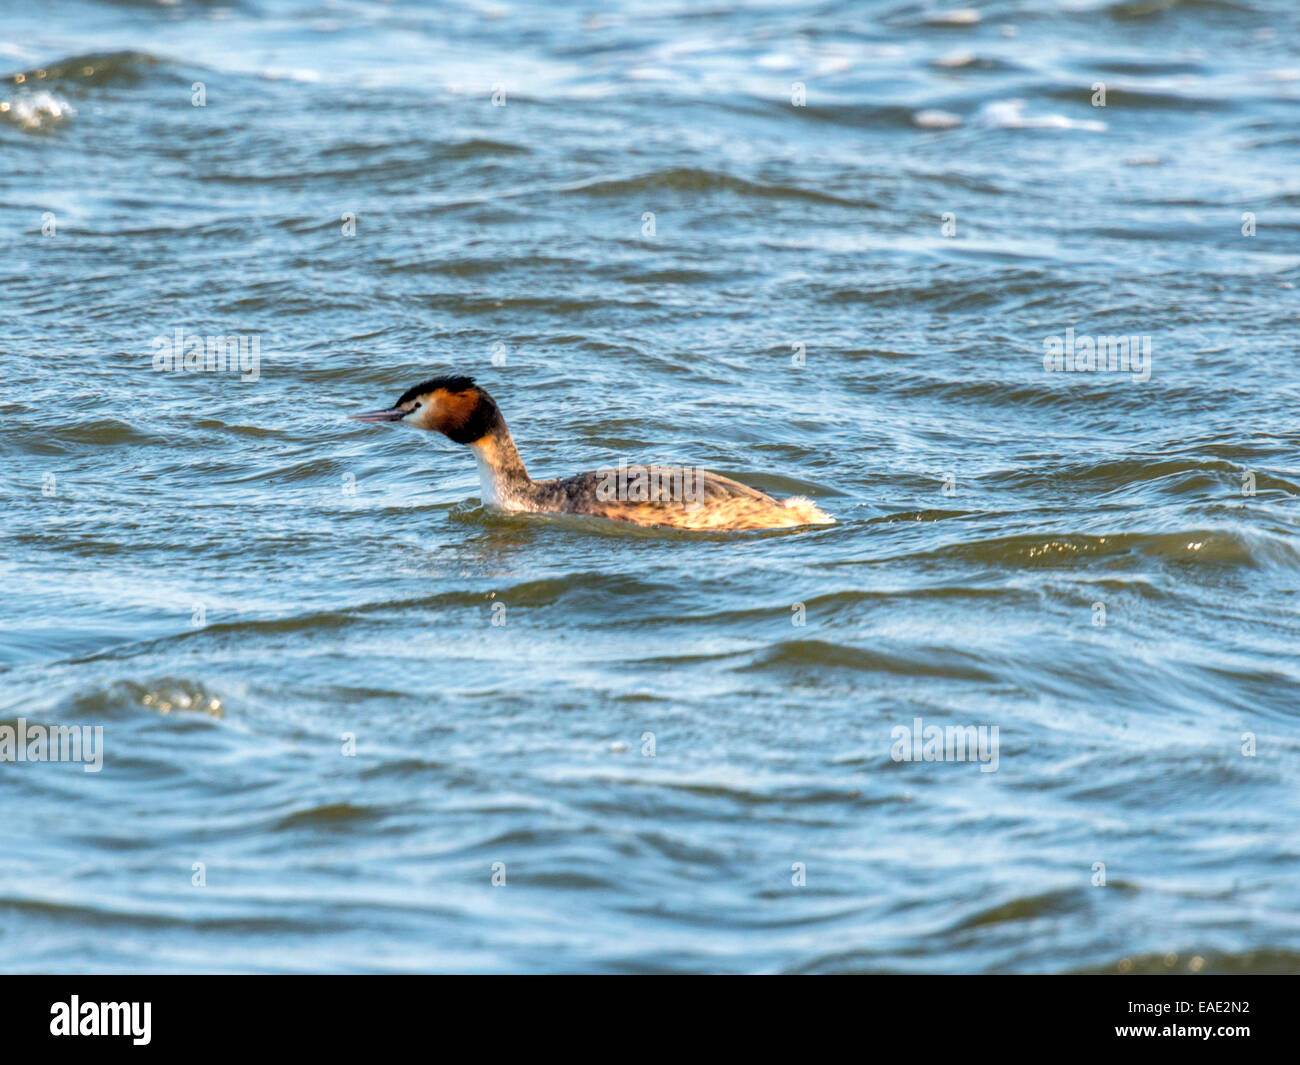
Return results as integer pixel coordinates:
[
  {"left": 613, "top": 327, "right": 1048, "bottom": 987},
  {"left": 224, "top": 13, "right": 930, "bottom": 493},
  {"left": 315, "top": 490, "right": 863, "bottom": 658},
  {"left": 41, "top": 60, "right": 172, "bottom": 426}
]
[{"left": 3, "top": 0, "right": 1299, "bottom": 973}]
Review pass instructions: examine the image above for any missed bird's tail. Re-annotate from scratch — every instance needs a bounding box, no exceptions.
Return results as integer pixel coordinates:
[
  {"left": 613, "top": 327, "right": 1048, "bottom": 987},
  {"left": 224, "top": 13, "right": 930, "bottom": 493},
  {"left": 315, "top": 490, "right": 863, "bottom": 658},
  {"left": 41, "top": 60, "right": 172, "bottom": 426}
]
[{"left": 780, "top": 496, "right": 835, "bottom": 525}]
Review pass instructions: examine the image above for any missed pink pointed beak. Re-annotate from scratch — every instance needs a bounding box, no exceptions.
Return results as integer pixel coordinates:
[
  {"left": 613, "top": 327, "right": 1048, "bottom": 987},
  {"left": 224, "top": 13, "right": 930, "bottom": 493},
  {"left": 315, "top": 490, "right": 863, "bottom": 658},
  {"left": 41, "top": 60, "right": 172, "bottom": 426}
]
[{"left": 351, "top": 407, "right": 407, "bottom": 423}]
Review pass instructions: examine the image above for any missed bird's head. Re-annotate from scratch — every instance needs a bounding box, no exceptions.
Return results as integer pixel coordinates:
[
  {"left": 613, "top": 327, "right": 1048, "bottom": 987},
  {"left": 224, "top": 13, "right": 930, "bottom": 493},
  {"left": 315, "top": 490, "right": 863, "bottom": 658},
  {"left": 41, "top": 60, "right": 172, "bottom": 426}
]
[{"left": 352, "top": 375, "right": 498, "bottom": 444}]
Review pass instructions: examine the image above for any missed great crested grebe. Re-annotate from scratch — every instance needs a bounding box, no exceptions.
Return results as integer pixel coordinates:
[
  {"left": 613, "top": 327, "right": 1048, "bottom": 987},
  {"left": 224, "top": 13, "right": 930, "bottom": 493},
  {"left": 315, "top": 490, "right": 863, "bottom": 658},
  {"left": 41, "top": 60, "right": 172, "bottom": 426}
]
[{"left": 352, "top": 375, "right": 834, "bottom": 531}]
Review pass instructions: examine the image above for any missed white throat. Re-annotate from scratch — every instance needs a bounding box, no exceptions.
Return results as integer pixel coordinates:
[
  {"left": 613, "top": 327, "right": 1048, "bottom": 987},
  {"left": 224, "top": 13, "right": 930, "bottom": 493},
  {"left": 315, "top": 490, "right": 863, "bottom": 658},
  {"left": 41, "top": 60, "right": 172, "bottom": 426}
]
[
  {"left": 470, "top": 439, "right": 506, "bottom": 507},
  {"left": 464, "top": 417, "right": 531, "bottom": 511}
]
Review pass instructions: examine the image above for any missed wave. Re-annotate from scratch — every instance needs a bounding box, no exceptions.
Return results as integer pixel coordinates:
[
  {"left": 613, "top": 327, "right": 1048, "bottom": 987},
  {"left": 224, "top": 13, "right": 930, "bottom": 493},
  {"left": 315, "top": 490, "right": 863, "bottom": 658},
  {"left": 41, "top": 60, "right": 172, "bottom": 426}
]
[
  {"left": 3, "top": 50, "right": 168, "bottom": 88},
  {"left": 560, "top": 167, "right": 876, "bottom": 208},
  {"left": 736, "top": 638, "right": 998, "bottom": 681},
  {"left": 1081, "top": 947, "right": 1300, "bottom": 975},
  {"left": 909, "top": 528, "right": 1299, "bottom": 569}
]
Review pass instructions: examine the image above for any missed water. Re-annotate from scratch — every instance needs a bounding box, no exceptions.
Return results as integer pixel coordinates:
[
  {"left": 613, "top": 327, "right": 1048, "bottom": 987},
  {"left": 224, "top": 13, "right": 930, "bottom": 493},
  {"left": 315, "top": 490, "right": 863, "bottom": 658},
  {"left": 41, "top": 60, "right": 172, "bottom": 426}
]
[{"left": 2, "top": 0, "right": 1299, "bottom": 974}]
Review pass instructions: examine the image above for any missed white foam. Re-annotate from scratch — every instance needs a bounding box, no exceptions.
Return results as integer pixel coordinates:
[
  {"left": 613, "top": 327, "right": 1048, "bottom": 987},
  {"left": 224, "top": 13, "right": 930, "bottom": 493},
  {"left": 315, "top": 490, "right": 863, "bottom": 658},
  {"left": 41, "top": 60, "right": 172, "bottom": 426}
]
[
  {"left": 914, "top": 109, "right": 963, "bottom": 129},
  {"left": 0, "top": 90, "right": 74, "bottom": 130},
  {"left": 925, "top": 8, "right": 981, "bottom": 25},
  {"left": 976, "top": 98, "right": 1106, "bottom": 132}
]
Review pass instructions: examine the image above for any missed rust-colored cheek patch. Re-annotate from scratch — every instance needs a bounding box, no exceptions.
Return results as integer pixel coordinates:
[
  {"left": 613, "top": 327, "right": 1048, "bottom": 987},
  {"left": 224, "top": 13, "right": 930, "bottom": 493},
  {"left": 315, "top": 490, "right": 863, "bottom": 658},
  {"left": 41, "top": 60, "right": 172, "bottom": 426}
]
[{"left": 432, "top": 388, "right": 480, "bottom": 438}]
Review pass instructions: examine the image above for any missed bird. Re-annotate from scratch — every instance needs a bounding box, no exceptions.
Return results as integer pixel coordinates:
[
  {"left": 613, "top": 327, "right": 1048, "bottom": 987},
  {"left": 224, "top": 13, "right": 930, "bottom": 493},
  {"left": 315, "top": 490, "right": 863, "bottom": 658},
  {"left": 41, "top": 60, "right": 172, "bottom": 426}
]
[{"left": 352, "top": 375, "right": 834, "bottom": 531}]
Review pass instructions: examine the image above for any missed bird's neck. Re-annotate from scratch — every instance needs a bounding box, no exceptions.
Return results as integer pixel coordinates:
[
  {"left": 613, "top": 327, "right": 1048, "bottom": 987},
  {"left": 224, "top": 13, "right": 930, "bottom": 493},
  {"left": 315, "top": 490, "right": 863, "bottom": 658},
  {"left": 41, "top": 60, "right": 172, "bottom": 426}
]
[{"left": 468, "top": 415, "right": 532, "bottom": 507}]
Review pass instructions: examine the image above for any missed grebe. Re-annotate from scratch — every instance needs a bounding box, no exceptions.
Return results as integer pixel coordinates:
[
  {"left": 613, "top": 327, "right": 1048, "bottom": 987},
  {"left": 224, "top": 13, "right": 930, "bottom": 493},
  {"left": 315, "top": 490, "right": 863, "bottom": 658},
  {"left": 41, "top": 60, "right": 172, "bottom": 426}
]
[{"left": 352, "top": 376, "right": 834, "bottom": 531}]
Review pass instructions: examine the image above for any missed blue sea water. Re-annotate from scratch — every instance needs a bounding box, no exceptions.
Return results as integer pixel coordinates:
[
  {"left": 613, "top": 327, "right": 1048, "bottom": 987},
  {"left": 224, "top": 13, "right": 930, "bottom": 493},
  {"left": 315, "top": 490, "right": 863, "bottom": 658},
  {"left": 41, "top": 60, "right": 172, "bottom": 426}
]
[{"left": 1, "top": 0, "right": 1299, "bottom": 973}]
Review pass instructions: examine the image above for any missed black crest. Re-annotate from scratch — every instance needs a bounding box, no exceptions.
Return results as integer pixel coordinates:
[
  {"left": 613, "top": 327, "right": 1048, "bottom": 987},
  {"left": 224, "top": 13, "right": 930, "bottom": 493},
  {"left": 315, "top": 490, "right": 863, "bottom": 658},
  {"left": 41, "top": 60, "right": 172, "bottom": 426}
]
[{"left": 396, "top": 374, "right": 476, "bottom": 407}]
